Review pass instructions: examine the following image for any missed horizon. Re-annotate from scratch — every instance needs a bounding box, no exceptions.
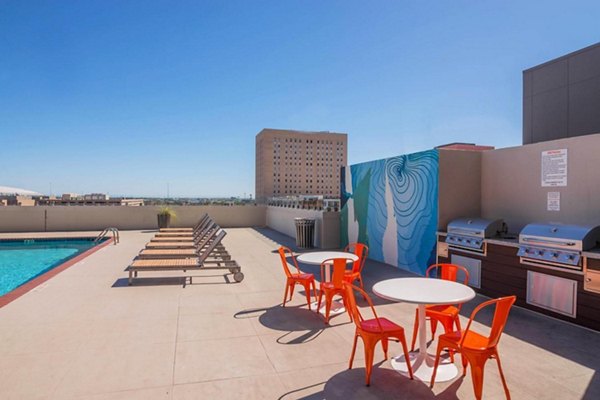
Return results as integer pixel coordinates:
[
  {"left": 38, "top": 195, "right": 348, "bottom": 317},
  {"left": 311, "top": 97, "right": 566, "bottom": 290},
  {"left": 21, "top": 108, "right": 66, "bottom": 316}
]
[{"left": 3, "top": 1, "right": 600, "bottom": 197}]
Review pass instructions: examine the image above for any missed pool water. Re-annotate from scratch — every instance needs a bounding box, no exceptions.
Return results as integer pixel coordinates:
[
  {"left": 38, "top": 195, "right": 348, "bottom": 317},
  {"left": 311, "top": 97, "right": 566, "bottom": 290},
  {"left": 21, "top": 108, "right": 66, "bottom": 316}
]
[{"left": 0, "top": 239, "right": 102, "bottom": 296}]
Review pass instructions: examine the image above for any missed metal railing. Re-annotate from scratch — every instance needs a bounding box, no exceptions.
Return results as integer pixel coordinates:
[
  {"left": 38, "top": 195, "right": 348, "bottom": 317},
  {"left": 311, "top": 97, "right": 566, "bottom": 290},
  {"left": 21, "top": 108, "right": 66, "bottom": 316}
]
[{"left": 95, "top": 227, "right": 120, "bottom": 245}]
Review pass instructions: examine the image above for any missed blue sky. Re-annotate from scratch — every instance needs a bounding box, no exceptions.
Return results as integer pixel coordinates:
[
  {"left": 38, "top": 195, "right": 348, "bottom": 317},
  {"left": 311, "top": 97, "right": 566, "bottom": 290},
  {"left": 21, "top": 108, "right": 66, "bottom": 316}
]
[{"left": 2, "top": 1, "right": 600, "bottom": 197}]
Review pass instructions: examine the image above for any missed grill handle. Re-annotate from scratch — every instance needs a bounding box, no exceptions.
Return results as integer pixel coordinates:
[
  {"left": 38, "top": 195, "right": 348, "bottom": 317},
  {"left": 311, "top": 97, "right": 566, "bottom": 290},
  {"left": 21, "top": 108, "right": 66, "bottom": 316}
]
[
  {"left": 520, "top": 257, "right": 582, "bottom": 273},
  {"left": 449, "top": 229, "right": 482, "bottom": 236},
  {"left": 521, "top": 237, "right": 576, "bottom": 247}
]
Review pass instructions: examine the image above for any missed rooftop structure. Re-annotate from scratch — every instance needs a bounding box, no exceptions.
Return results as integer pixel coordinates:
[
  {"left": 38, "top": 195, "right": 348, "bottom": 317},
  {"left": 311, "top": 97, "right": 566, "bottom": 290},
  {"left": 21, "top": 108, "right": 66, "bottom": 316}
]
[
  {"left": 523, "top": 42, "right": 600, "bottom": 144},
  {"left": 35, "top": 195, "right": 144, "bottom": 206},
  {"left": 255, "top": 128, "right": 348, "bottom": 203},
  {"left": 0, "top": 228, "right": 597, "bottom": 399},
  {"left": 61, "top": 193, "right": 80, "bottom": 200},
  {"left": 435, "top": 142, "right": 495, "bottom": 151},
  {"left": 0, "top": 195, "right": 35, "bottom": 207}
]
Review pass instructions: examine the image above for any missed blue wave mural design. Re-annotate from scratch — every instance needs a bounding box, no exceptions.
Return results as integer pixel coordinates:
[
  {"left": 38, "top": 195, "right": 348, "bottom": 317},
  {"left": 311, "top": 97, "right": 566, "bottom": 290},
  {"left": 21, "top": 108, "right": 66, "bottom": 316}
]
[
  {"left": 366, "top": 158, "right": 388, "bottom": 262},
  {"left": 341, "top": 149, "right": 439, "bottom": 275}
]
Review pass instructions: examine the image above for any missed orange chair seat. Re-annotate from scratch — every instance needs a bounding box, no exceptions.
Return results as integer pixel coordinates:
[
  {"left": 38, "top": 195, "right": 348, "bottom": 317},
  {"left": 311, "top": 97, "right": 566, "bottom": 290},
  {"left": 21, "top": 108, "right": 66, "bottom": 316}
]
[
  {"left": 426, "top": 304, "right": 459, "bottom": 316},
  {"left": 441, "top": 330, "right": 490, "bottom": 351},
  {"left": 360, "top": 317, "right": 405, "bottom": 334},
  {"left": 291, "top": 273, "right": 314, "bottom": 281},
  {"left": 321, "top": 281, "right": 343, "bottom": 289}
]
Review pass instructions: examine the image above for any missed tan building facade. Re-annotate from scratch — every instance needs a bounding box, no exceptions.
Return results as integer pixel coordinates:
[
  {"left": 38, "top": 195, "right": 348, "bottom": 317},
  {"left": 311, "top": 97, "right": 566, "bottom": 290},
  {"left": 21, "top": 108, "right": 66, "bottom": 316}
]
[
  {"left": 0, "top": 195, "right": 35, "bottom": 206},
  {"left": 255, "top": 128, "right": 347, "bottom": 203}
]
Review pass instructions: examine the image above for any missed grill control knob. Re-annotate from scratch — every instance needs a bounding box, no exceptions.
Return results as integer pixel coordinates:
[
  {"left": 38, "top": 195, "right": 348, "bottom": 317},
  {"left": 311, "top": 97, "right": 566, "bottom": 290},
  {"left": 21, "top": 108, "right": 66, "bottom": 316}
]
[{"left": 552, "top": 253, "right": 558, "bottom": 259}]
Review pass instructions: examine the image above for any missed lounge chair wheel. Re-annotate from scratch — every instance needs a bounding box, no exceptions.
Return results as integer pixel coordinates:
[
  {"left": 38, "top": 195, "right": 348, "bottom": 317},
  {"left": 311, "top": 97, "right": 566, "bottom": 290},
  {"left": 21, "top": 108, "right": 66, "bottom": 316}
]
[{"left": 233, "top": 272, "right": 244, "bottom": 282}]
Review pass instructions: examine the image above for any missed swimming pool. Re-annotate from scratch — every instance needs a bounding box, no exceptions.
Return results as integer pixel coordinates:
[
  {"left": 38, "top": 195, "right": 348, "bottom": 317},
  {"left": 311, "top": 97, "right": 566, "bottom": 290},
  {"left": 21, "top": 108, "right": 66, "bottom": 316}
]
[{"left": 0, "top": 238, "right": 106, "bottom": 297}]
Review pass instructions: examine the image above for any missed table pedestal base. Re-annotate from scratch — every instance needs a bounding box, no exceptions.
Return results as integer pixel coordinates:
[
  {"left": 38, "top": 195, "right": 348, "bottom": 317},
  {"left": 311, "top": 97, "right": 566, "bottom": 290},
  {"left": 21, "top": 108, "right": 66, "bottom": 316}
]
[
  {"left": 391, "top": 351, "right": 457, "bottom": 382},
  {"left": 391, "top": 303, "right": 457, "bottom": 383}
]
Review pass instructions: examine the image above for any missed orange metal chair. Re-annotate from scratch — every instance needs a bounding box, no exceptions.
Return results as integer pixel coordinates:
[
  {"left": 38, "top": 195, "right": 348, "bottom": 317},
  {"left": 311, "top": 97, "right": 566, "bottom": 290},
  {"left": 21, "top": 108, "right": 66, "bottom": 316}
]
[
  {"left": 430, "top": 295, "right": 516, "bottom": 400},
  {"left": 411, "top": 263, "right": 470, "bottom": 352},
  {"left": 343, "top": 243, "right": 369, "bottom": 290},
  {"left": 278, "top": 246, "right": 317, "bottom": 310},
  {"left": 344, "top": 283, "right": 414, "bottom": 386},
  {"left": 316, "top": 257, "right": 352, "bottom": 323}
]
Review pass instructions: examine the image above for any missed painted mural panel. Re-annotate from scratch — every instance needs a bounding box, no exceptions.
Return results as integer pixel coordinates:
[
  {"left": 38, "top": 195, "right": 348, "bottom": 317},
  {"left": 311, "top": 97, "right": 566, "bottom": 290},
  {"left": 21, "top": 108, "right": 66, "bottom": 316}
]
[{"left": 341, "top": 149, "right": 439, "bottom": 275}]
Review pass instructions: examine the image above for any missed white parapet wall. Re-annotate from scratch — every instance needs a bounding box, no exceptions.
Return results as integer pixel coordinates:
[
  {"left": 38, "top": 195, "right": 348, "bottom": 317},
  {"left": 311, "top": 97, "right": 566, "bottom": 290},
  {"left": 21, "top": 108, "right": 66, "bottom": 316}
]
[
  {"left": 265, "top": 206, "right": 340, "bottom": 249},
  {"left": 0, "top": 205, "right": 267, "bottom": 232},
  {"left": 0, "top": 204, "right": 341, "bottom": 249}
]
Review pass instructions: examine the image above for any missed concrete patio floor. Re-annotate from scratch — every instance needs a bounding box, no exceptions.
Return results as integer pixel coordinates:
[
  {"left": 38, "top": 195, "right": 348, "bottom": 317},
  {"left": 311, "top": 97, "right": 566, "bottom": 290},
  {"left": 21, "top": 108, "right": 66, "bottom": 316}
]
[{"left": 0, "top": 228, "right": 598, "bottom": 399}]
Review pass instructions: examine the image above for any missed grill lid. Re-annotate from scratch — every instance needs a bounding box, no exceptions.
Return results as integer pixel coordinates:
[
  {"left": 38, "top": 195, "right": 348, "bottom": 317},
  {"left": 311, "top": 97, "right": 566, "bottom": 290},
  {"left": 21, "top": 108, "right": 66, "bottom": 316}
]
[
  {"left": 445, "top": 217, "right": 505, "bottom": 252},
  {"left": 447, "top": 218, "right": 504, "bottom": 238},
  {"left": 519, "top": 223, "right": 600, "bottom": 251}
]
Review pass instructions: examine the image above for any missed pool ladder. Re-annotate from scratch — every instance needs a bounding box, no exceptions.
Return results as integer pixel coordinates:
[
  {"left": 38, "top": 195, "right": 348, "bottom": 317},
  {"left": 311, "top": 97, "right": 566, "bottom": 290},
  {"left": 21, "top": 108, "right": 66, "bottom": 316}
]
[{"left": 95, "top": 227, "right": 120, "bottom": 245}]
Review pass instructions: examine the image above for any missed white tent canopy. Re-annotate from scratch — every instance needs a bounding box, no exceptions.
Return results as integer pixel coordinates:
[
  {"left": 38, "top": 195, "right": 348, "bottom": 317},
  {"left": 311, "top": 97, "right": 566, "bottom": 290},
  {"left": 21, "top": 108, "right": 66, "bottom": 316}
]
[{"left": 0, "top": 186, "right": 41, "bottom": 196}]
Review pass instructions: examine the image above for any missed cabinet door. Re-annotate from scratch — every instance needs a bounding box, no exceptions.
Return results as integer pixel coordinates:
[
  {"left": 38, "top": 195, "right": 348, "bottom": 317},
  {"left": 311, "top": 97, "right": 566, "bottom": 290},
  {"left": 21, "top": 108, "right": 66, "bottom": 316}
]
[
  {"left": 451, "top": 254, "right": 481, "bottom": 288},
  {"left": 527, "top": 271, "right": 577, "bottom": 317}
]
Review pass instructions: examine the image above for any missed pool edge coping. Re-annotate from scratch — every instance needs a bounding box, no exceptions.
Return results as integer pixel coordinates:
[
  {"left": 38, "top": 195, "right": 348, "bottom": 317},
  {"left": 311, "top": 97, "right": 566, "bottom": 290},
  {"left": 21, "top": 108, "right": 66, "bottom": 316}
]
[{"left": 0, "top": 237, "right": 114, "bottom": 308}]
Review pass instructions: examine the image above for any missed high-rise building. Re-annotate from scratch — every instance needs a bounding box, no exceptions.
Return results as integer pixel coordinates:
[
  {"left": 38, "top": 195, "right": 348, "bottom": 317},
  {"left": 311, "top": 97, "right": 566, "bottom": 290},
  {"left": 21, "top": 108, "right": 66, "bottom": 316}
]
[{"left": 255, "top": 128, "right": 348, "bottom": 203}]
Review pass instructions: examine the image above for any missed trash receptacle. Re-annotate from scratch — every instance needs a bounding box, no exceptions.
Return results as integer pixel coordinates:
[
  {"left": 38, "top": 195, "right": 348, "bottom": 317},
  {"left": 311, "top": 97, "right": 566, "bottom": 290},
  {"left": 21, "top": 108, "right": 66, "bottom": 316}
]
[{"left": 294, "top": 218, "right": 315, "bottom": 249}]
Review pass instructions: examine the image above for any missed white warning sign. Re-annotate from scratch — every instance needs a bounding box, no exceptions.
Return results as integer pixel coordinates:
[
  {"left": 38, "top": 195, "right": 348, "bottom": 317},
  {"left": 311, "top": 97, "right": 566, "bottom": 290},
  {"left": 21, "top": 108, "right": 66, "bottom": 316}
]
[
  {"left": 547, "top": 192, "right": 560, "bottom": 211},
  {"left": 541, "top": 149, "right": 567, "bottom": 187}
]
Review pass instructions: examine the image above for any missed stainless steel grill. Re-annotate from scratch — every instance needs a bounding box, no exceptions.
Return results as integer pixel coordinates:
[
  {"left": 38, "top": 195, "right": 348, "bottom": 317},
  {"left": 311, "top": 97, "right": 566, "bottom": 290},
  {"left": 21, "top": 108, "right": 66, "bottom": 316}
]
[
  {"left": 445, "top": 218, "right": 505, "bottom": 255},
  {"left": 517, "top": 223, "right": 600, "bottom": 271}
]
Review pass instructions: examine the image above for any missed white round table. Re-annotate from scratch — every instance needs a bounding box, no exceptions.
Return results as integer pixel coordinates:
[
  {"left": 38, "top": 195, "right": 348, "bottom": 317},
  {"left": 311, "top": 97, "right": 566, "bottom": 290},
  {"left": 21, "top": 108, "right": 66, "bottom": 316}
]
[
  {"left": 296, "top": 251, "right": 359, "bottom": 316},
  {"left": 296, "top": 251, "right": 358, "bottom": 266},
  {"left": 373, "top": 277, "right": 475, "bottom": 383}
]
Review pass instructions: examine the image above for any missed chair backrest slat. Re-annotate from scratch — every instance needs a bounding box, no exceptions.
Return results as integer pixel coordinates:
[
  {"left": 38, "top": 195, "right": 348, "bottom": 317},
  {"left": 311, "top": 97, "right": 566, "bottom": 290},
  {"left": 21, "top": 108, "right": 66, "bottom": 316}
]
[
  {"left": 344, "top": 283, "right": 364, "bottom": 327},
  {"left": 488, "top": 296, "right": 516, "bottom": 347},
  {"left": 278, "top": 246, "right": 298, "bottom": 278},
  {"left": 194, "top": 214, "right": 209, "bottom": 229},
  {"left": 320, "top": 258, "right": 348, "bottom": 289},
  {"left": 344, "top": 282, "right": 386, "bottom": 333},
  {"left": 198, "top": 230, "right": 226, "bottom": 263},
  {"left": 196, "top": 223, "right": 218, "bottom": 248},
  {"left": 331, "top": 258, "right": 347, "bottom": 288},
  {"left": 463, "top": 295, "right": 516, "bottom": 349},
  {"left": 194, "top": 216, "right": 212, "bottom": 235},
  {"left": 345, "top": 243, "right": 369, "bottom": 274},
  {"left": 426, "top": 263, "right": 469, "bottom": 285}
]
